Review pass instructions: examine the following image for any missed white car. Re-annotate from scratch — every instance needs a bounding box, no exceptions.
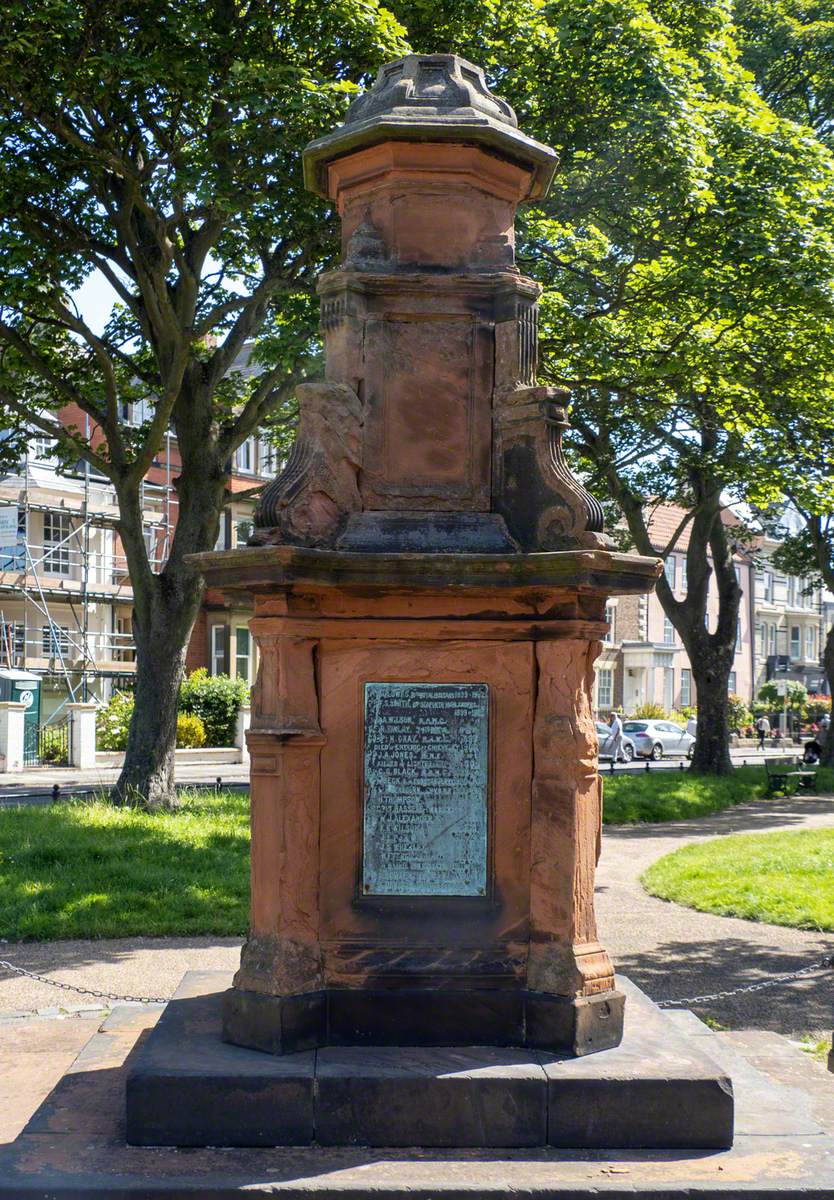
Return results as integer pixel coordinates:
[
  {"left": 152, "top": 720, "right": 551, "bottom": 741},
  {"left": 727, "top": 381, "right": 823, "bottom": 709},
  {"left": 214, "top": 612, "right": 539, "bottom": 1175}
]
[
  {"left": 622, "top": 719, "right": 695, "bottom": 761},
  {"left": 595, "top": 720, "right": 636, "bottom": 762}
]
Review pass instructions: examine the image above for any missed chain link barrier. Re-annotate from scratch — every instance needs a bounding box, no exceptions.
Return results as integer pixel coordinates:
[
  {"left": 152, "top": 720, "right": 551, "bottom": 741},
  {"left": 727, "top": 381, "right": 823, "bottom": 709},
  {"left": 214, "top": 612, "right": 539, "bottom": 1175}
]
[
  {"left": 0, "top": 959, "right": 168, "bottom": 1006},
  {"left": 655, "top": 954, "right": 834, "bottom": 1008},
  {"left": 1, "top": 953, "right": 833, "bottom": 1014}
]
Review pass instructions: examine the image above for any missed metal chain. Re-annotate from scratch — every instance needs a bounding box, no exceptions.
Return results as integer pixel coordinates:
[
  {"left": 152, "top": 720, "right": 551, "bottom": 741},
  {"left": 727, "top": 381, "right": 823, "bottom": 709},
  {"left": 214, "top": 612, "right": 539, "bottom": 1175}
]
[
  {"left": 656, "top": 955, "right": 834, "bottom": 1008},
  {"left": 2, "top": 952, "right": 833, "bottom": 1013},
  {"left": 0, "top": 959, "right": 168, "bottom": 1006}
]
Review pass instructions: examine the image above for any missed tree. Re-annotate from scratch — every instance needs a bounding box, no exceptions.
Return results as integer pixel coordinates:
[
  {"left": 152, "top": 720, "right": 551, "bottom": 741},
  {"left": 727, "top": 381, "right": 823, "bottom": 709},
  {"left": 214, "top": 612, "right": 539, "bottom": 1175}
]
[
  {"left": 736, "top": 0, "right": 834, "bottom": 762},
  {"left": 0, "top": 0, "right": 407, "bottom": 805},
  {"left": 391, "top": 0, "right": 834, "bottom": 773}
]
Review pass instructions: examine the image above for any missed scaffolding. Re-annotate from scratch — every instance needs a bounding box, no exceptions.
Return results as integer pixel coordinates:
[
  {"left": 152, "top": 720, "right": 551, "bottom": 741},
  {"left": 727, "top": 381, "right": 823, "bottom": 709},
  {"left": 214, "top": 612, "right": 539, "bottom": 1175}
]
[{"left": 0, "top": 440, "right": 174, "bottom": 720}]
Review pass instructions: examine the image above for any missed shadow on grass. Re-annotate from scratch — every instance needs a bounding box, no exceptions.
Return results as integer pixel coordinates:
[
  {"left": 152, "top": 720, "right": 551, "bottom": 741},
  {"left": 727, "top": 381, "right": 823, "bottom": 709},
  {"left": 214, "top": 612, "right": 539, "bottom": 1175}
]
[{"left": 606, "top": 792, "right": 834, "bottom": 841}]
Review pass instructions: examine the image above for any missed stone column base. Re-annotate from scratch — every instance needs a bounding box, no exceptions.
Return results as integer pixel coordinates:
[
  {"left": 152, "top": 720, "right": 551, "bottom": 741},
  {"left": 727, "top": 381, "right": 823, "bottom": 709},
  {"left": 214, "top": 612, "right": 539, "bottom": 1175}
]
[{"left": 221, "top": 984, "right": 624, "bottom": 1059}]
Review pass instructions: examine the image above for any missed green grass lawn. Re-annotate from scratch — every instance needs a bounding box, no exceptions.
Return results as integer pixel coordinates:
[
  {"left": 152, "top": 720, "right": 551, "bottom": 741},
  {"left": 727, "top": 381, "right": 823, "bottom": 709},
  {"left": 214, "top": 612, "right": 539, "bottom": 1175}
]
[
  {"left": 642, "top": 827, "right": 834, "bottom": 931},
  {"left": 603, "top": 765, "right": 834, "bottom": 825},
  {"left": 0, "top": 791, "right": 249, "bottom": 941}
]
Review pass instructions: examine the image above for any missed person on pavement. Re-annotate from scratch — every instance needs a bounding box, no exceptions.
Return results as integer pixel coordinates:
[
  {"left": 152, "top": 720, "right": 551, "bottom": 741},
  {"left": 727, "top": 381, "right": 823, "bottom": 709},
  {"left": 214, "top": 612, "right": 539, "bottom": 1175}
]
[
  {"left": 608, "top": 710, "right": 625, "bottom": 763},
  {"left": 756, "top": 713, "right": 770, "bottom": 751}
]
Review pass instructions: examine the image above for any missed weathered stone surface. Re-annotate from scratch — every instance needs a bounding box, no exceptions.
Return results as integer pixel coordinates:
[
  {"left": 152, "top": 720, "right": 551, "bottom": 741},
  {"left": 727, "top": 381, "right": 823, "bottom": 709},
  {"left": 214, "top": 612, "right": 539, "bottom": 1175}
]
[
  {"left": 303, "top": 54, "right": 558, "bottom": 200},
  {"left": 187, "top": 49, "right": 663, "bottom": 1071},
  {"left": 126, "top": 972, "right": 733, "bottom": 1150}
]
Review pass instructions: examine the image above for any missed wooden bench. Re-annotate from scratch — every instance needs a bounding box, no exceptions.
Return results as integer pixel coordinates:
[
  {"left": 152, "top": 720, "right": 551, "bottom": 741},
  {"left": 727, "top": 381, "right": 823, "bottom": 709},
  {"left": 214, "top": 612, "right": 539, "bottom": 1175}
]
[{"left": 765, "top": 755, "right": 818, "bottom": 796}]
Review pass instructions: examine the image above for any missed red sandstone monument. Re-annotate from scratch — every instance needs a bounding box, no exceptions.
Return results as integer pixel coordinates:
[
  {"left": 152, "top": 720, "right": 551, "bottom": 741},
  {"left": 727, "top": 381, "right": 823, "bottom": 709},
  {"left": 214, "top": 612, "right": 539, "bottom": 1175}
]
[
  {"left": 124, "top": 54, "right": 734, "bottom": 1152},
  {"left": 199, "top": 52, "right": 659, "bottom": 1057}
]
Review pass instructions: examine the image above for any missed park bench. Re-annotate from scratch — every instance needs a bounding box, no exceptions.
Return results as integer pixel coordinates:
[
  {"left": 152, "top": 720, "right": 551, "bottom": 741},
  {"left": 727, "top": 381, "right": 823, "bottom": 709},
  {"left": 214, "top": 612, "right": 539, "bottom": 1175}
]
[{"left": 764, "top": 755, "right": 818, "bottom": 797}]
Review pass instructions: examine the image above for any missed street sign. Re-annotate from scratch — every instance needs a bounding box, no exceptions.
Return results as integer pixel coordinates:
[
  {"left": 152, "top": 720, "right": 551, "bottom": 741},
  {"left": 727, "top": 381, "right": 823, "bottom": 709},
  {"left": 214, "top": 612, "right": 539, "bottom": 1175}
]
[{"left": 775, "top": 679, "right": 788, "bottom": 697}]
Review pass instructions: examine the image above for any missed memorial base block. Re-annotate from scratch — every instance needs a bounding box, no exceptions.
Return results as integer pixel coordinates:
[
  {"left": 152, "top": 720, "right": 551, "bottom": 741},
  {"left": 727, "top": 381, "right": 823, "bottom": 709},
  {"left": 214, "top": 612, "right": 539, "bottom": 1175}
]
[
  {"left": 126, "top": 971, "right": 734, "bottom": 1150},
  {"left": 221, "top": 984, "right": 625, "bottom": 1058}
]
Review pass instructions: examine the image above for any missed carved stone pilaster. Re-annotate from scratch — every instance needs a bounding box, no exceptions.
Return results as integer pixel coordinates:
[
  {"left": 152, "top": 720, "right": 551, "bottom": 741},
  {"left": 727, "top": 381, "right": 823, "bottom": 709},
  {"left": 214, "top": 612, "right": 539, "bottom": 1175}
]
[{"left": 527, "top": 638, "right": 615, "bottom": 998}]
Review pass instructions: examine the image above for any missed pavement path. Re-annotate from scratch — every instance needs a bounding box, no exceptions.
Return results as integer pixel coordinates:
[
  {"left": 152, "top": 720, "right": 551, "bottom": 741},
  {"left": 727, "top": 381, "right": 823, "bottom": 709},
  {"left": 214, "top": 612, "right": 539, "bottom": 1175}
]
[
  {"left": 1, "top": 791, "right": 833, "bottom": 1032},
  {"left": 597, "top": 791, "right": 834, "bottom": 1036}
]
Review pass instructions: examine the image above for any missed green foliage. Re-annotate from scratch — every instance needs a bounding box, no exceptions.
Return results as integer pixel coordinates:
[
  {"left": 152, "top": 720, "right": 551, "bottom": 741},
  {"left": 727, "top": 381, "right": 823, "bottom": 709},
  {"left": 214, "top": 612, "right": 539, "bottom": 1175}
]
[
  {"left": 642, "top": 823, "right": 834, "bottom": 929},
  {"left": 758, "top": 680, "right": 808, "bottom": 715},
  {"left": 39, "top": 726, "right": 68, "bottom": 766},
  {"left": 807, "top": 693, "right": 832, "bottom": 721},
  {"left": 631, "top": 702, "right": 668, "bottom": 720},
  {"left": 178, "top": 669, "right": 248, "bottom": 748},
  {"left": 0, "top": 791, "right": 249, "bottom": 939},
  {"left": 96, "top": 691, "right": 134, "bottom": 751},
  {"left": 176, "top": 712, "right": 206, "bottom": 749},
  {"left": 727, "top": 693, "right": 753, "bottom": 733},
  {"left": 603, "top": 764, "right": 772, "bottom": 823}
]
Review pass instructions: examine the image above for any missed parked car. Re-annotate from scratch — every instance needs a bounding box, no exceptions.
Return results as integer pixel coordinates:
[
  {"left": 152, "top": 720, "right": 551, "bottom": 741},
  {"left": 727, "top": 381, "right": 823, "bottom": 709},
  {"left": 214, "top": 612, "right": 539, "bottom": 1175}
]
[
  {"left": 595, "top": 720, "right": 636, "bottom": 762},
  {"left": 622, "top": 719, "right": 695, "bottom": 761}
]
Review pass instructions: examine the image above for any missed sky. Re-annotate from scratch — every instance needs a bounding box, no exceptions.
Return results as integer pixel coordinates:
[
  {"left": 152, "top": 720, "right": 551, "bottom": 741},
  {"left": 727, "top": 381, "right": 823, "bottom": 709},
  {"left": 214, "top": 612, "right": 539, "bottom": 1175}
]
[{"left": 73, "top": 270, "right": 119, "bottom": 335}]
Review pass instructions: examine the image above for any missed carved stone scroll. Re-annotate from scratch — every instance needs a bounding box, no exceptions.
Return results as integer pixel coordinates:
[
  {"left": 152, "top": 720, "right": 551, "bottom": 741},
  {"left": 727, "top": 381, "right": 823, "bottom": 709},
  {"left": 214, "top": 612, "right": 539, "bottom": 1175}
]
[
  {"left": 253, "top": 381, "right": 363, "bottom": 547},
  {"left": 493, "top": 385, "right": 608, "bottom": 552}
]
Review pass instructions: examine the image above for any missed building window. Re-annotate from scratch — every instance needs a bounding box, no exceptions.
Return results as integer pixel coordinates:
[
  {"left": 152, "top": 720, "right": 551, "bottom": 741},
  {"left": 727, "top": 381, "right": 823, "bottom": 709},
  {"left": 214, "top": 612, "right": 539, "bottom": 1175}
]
[
  {"left": 664, "top": 555, "right": 676, "bottom": 588},
  {"left": 596, "top": 667, "right": 613, "bottom": 710},
  {"left": 42, "top": 511, "right": 72, "bottom": 576},
  {"left": 210, "top": 625, "right": 227, "bottom": 676},
  {"left": 42, "top": 623, "right": 70, "bottom": 656},
  {"left": 727, "top": 671, "right": 737, "bottom": 695},
  {"left": 769, "top": 624, "right": 777, "bottom": 655},
  {"left": 680, "top": 557, "right": 687, "bottom": 593},
  {"left": 755, "top": 623, "right": 764, "bottom": 656},
  {"left": 259, "top": 440, "right": 279, "bottom": 478},
  {"left": 763, "top": 571, "right": 774, "bottom": 602},
  {"left": 603, "top": 604, "right": 615, "bottom": 645},
  {"left": 663, "top": 616, "right": 675, "bottom": 646},
  {"left": 734, "top": 564, "right": 741, "bottom": 584},
  {"left": 790, "top": 626, "right": 800, "bottom": 659},
  {"left": 680, "top": 668, "right": 691, "bottom": 708},
  {"left": 787, "top": 576, "right": 796, "bottom": 606},
  {"left": 806, "top": 626, "right": 816, "bottom": 660},
  {"left": 233, "top": 438, "right": 255, "bottom": 474},
  {"left": 735, "top": 617, "right": 742, "bottom": 654},
  {"left": 235, "top": 518, "right": 253, "bottom": 548},
  {"left": 235, "top": 627, "right": 252, "bottom": 684}
]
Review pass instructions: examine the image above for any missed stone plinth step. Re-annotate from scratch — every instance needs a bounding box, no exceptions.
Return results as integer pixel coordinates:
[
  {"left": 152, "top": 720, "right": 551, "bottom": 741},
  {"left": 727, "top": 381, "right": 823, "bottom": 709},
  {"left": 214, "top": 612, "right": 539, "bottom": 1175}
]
[{"left": 125, "top": 972, "right": 733, "bottom": 1150}]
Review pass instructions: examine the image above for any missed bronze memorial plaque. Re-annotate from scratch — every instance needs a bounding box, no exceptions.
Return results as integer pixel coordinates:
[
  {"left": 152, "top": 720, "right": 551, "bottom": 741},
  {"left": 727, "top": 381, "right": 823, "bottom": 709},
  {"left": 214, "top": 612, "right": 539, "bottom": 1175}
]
[{"left": 362, "top": 682, "right": 489, "bottom": 896}]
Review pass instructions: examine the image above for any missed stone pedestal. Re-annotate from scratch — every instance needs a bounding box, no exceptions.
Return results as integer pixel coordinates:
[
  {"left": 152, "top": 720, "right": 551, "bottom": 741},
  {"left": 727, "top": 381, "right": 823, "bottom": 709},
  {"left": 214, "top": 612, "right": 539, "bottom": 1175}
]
[
  {"left": 0, "top": 700, "right": 26, "bottom": 772},
  {"left": 67, "top": 702, "right": 97, "bottom": 769},
  {"left": 187, "top": 52, "right": 677, "bottom": 1144}
]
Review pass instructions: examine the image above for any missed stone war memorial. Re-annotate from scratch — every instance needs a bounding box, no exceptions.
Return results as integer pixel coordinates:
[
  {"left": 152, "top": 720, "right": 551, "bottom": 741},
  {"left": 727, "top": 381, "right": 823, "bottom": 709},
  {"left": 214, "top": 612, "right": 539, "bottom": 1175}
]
[{"left": 125, "top": 53, "right": 736, "bottom": 1153}]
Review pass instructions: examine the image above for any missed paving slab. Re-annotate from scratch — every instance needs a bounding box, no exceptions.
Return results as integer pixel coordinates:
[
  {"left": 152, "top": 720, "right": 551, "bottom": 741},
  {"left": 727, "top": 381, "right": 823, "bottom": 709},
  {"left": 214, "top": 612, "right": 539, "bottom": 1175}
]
[
  {"left": 124, "top": 972, "right": 733, "bottom": 1150},
  {"left": 1, "top": 986, "right": 833, "bottom": 1198}
]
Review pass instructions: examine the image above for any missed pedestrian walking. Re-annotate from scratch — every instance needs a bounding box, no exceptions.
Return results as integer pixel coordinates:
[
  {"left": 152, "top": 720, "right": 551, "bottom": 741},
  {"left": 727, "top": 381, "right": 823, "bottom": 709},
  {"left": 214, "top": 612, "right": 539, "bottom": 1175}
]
[
  {"left": 609, "top": 710, "right": 625, "bottom": 763},
  {"left": 756, "top": 713, "right": 770, "bottom": 751},
  {"left": 686, "top": 714, "right": 697, "bottom": 739}
]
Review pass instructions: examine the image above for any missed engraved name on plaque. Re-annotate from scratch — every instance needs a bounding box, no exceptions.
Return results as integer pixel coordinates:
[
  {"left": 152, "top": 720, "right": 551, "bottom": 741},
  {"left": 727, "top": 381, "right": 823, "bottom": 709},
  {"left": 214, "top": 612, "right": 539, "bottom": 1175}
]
[{"left": 362, "top": 682, "right": 489, "bottom": 896}]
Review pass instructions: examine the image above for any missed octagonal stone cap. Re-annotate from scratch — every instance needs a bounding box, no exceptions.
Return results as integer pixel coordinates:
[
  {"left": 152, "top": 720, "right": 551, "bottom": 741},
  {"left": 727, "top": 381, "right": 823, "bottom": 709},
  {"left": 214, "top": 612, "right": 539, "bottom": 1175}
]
[{"left": 304, "top": 53, "right": 558, "bottom": 201}]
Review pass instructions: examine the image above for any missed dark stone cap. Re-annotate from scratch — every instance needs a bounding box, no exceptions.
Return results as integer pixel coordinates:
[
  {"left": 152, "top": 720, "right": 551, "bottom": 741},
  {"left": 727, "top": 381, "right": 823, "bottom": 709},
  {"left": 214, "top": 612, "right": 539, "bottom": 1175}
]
[{"left": 303, "top": 54, "right": 558, "bottom": 201}]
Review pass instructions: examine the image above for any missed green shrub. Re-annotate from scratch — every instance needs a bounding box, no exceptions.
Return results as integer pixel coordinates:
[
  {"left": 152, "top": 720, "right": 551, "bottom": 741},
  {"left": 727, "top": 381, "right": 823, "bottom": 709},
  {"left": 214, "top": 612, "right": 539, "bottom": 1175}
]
[
  {"left": 631, "top": 701, "right": 667, "bottom": 720},
  {"left": 178, "top": 669, "right": 248, "bottom": 747},
  {"left": 727, "top": 693, "right": 752, "bottom": 734},
  {"left": 176, "top": 712, "right": 207, "bottom": 748},
  {"left": 96, "top": 691, "right": 134, "bottom": 750},
  {"left": 40, "top": 726, "right": 69, "bottom": 765}
]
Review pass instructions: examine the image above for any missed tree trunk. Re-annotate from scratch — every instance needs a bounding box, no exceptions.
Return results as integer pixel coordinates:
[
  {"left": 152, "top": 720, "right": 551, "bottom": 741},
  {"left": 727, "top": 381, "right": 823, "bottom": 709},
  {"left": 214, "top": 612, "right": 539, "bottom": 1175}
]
[
  {"left": 821, "top": 622, "right": 834, "bottom": 768},
  {"left": 112, "top": 571, "right": 204, "bottom": 808},
  {"left": 685, "top": 634, "right": 735, "bottom": 775}
]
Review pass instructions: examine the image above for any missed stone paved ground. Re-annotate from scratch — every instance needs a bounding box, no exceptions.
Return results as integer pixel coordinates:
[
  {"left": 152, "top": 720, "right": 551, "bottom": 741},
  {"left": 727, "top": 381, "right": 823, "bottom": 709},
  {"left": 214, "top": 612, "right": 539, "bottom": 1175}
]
[{"left": 1, "top": 792, "right": 833, "bottom": 1033}]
